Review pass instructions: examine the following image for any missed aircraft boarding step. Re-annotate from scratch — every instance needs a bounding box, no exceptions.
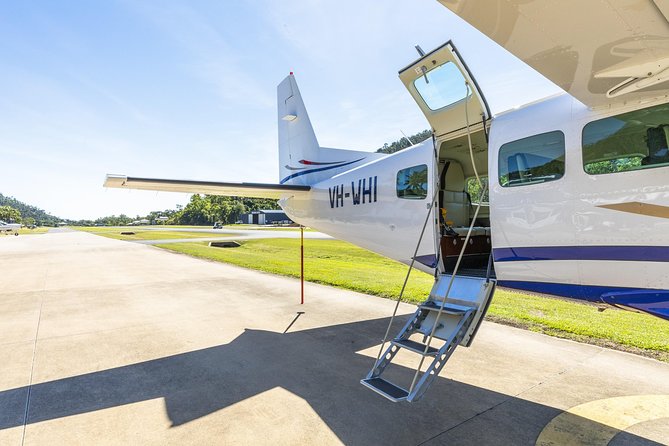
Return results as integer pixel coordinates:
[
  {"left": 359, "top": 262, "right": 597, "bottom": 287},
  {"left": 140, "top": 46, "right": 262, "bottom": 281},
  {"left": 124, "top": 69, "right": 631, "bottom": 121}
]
[{"left": 361, "top": 274, "right": 495, "bottom": 402}]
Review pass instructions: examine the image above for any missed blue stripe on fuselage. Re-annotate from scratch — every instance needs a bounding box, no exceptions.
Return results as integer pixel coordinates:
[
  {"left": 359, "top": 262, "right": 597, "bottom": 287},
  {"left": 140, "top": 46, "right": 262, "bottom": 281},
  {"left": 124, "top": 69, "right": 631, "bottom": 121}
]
[
  {"left": 498, "top": 280, "right": 669, "bottom": 321},
  {"left": 280, "top": 158, "right": 364, "bottom": 184},
  {"left": 493, "top": 246, "right": 669, "bottom": 263}
]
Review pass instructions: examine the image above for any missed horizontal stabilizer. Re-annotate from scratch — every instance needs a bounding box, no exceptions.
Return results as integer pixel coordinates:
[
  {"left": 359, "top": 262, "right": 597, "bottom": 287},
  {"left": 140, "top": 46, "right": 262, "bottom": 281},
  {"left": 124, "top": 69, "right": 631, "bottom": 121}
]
[{"left": 104, "top": 175, "right": 310, "bottom": 199}]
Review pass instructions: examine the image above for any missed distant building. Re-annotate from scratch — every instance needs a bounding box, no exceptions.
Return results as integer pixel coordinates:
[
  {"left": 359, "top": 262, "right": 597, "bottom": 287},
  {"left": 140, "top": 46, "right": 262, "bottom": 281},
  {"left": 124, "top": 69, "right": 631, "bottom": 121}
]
[{"left": 244, "top": 210, "right": 292, "bottom": 225}]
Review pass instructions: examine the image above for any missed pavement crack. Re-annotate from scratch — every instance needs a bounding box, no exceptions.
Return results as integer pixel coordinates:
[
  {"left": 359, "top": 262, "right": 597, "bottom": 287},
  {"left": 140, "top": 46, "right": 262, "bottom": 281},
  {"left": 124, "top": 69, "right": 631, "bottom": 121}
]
[
  {"left": 20, "top": 265, "right": 47, "bottom": 446},
  {"left": 416, "top": 349, "right": 606, "bottom": 445},
  {"left": 415, "top": 393, "right": 513, "bottom": 446},
  {"left": 513, "top": 348, "right": 606, "bottom": 399}
]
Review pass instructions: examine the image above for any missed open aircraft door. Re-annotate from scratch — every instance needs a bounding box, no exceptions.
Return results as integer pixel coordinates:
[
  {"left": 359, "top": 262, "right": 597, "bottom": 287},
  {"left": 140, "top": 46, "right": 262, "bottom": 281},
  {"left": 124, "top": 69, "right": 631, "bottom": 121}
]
[{"left": 399, "top": 42, "right": 490, "bottom": 140}]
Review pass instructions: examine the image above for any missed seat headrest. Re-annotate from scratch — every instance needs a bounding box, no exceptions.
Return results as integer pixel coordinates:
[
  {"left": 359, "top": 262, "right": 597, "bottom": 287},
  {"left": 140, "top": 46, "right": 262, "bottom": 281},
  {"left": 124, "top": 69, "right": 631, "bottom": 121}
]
[{"left": 443, "top": 160, "right": 465, "bottom": 192}]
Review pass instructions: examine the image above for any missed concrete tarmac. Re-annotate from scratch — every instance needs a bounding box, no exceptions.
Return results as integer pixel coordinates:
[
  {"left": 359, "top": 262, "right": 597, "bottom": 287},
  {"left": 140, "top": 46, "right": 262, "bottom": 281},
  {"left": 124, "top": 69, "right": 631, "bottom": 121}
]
[{"left": 1, "top": 231, "right": 668, "bottom": 445}]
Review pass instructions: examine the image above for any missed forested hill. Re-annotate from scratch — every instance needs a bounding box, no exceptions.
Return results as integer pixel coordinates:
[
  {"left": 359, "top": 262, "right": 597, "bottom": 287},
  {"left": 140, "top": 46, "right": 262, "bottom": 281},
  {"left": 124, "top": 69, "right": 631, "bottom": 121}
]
[
  {"left": 376, "top": 129, "right": 432, "bottom": 154},
  {"left": 0, "top": 193, "right": 61, "bottom": 225}
]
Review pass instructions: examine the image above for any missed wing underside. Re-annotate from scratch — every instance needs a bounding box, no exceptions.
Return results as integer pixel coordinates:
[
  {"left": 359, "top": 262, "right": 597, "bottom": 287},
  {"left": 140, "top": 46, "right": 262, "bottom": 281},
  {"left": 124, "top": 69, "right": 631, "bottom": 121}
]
[
  {"left": 439, "top": 0, "right": 669, "bottom": 107},
  {"left": 104, "top": 175, "right": 310, "bottom": 199}
]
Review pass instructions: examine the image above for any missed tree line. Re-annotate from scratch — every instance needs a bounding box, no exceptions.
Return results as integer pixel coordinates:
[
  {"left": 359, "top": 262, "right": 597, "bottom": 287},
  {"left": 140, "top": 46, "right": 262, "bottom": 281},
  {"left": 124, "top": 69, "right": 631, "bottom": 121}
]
[
  {"left": 0, "top": 193, "right": 60, "bottom": 226},
  {"left": 376, "top": 129, "right": 432, "bottom": 154},
  {"left": 0, "top": 193, "right": 280, "bottom": 227},
  {"left": 165, "top": 195, "right": 280, "bottom": 226},
  {"left": 73, "top": 195, "right": 281, "bottom": 226}
]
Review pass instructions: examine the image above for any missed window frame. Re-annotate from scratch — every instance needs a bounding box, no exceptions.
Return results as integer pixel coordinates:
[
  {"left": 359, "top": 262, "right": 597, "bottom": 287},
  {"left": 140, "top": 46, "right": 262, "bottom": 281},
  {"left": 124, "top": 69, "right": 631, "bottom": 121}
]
[
  {"left": 581, "top": 104, "right": 669, "bottom": 176},
  {"left": 412, "top": 61, "right": 470, "bottom": 112},
  {"left": 498, "top": 130, "right": 566, "bottom": 188},
  {"left": 396, "top": 164, "right": 429, "bottom": 200}
]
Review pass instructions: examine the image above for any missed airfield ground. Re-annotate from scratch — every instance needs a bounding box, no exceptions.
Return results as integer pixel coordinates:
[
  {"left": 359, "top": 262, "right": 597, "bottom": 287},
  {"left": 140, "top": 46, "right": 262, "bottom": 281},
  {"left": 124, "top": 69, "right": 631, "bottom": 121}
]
[
  {"left": 1, "top": 230, "right": 668, "bottom": 445},
  {"left": 76, "top": 227, "right": 669, "bottom": 361}
]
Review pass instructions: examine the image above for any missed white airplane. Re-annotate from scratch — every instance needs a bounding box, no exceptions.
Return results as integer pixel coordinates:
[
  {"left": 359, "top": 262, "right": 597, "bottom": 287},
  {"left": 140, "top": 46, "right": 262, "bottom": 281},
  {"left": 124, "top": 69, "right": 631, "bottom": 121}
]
[
  {"left": 0, "top": 221, "right": 21, "bottom": 236},
  {"left": 105, "top": 1, "right": 669, "bottom": 401}
]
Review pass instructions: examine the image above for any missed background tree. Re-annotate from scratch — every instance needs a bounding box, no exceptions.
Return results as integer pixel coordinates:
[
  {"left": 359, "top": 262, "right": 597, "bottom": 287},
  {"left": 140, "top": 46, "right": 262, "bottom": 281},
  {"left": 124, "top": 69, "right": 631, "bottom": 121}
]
[
  {"left": 0, "top": 193, "right": 59, "bottom": 225},
  {"left": 377, "top": 129, "right": 432, "bottom": 154},
  {"left": 0, "top": 205, "right": 21, "bottom": 223},
  {"left": 466, "top": 177, "right": 489, "bottom": 203},
  {"left": 168, "top": 195, "right": 279, "bottom": 225}
]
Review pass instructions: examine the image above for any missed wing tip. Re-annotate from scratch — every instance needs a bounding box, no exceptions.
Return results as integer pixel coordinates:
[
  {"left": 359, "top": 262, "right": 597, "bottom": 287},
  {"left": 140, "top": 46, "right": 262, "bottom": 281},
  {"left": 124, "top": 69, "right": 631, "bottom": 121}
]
[{"left": 104, "top": 174, "right": 128, "bottom": 188}]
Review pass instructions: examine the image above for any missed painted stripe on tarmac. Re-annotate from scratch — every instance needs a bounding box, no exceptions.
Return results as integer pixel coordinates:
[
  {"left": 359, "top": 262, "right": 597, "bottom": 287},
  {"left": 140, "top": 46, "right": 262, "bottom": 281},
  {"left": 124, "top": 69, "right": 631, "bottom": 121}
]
[{"left": 536, "top": 395, "right": 669, "bottom": 445}]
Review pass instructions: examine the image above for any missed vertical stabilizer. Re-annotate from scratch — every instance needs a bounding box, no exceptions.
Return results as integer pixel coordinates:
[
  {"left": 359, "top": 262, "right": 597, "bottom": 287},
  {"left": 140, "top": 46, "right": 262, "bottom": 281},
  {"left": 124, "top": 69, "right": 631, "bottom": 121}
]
[
  {"left": 278, "top": 74, "right": 321, "bottom": 185},
  {"left": 277, "top": 74, "right": 383, "bottom": 185}
]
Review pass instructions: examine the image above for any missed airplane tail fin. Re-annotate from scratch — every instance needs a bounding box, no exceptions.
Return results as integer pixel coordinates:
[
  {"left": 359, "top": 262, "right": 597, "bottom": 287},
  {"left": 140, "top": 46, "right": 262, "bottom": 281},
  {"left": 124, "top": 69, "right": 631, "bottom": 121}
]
[
  {"left": 277, "top": 74, "right": 378, "bottom": 185},
  {"left": 277, "top": 74, "right": 320, "bottom": 185}
]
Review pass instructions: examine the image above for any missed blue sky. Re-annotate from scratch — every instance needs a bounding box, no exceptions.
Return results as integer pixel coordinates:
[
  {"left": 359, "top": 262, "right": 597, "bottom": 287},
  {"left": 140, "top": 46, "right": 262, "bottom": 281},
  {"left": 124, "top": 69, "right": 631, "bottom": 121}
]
[{"left": 0, "top": 0, "right": 560, "bottom": 220}]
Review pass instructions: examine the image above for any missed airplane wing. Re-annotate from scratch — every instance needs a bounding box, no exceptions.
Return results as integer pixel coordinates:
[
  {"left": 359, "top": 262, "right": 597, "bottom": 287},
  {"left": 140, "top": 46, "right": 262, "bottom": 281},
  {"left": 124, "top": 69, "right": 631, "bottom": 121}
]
[
  {"left": 439, "top": 0, "right": 669, "bottom": 107},
  {"left": 104, "top": 174, "right": 310, "bottom": 199}
]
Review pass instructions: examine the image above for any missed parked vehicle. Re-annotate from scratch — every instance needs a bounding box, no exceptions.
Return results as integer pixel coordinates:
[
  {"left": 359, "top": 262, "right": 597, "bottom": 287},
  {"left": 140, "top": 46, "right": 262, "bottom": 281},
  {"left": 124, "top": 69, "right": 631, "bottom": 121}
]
[{"left": 0, "top": 220, "right": 21, "bottom": 236}]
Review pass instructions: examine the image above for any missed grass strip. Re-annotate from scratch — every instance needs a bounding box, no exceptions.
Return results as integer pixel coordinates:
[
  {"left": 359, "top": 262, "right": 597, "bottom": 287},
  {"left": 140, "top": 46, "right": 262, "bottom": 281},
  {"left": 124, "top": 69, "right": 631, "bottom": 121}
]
[
  {"left": 77, "top": 227, "right": 230, "bottom": 241},
  {"left": 14, "top": 227, "right": 50, "bottom": 235},
  {"left": 156, "top": 238, "right": 669, "bottom": 362}
]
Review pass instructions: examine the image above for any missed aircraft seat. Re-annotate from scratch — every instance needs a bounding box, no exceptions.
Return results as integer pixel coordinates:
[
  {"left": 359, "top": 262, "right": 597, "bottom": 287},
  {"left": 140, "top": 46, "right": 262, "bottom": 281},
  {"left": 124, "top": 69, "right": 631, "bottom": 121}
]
[
  {"left": 439, "top": 159, "right": 491, "bottom": 273},
  {"left": 441, "top": 160, "right": 470, "bottom": 227}
]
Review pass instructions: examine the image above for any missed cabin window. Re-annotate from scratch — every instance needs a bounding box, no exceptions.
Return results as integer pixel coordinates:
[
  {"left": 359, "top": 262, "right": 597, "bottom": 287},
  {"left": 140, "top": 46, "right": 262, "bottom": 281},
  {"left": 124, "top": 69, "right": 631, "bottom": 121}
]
[
  {"left": 582, "top": 103, "right": 669, "bottom": 174},
  {"left": 397, "top": 164, "right": 428, "bottom": 199},
  {"left": 413, "top": 62, "right": 469, "bottom": 111},
  {"left": 498, "top": 131, "right": 565, "bottom": 187}
]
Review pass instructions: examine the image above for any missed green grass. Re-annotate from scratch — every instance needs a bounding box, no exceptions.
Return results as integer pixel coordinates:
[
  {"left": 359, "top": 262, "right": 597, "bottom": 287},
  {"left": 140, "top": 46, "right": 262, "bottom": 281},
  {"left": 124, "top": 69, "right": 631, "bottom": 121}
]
[
  {"left": 77, "top": 227, "right": 230, "bottom": 241},
  {"left": 158, "top": 239, "right": 434, "bottom": 300},
  {"left": 486, "top": 290, "right": 669, "bottom": 360},
  {"left": 152, "top": 225, "right": 213, "bottom": 229},
  {"left": 222, "top": 224, "right": 316, "bottom": 231},
  {"left": 156, "top": 238, "right": 669, "bottom": 362},
  {"left": 83, "top": 224, "right": 313, "bottom": 231},
  {"left": 18, "top": 227, "right": 50, "bottom": 235},
  {"left": 0, "top": 227, "right": 50, "bottom": 236}
]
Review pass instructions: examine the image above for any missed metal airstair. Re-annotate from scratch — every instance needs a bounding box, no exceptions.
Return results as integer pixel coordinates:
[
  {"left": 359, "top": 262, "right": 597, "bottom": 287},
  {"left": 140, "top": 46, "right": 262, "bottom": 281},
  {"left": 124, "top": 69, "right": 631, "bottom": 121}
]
[
  {"left": 361, "top": 273, "right": 495, "bottom": 402},
  {"left": 361, "top": 151, "right": 495, "bottom": 402}
]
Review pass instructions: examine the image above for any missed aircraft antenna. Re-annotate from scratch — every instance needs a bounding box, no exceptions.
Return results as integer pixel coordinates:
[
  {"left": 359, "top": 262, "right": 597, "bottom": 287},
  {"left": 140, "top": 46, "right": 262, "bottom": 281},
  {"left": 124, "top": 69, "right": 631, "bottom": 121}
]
[
  {"left": 415, "top": 46, "right": 429, "bottom": 83},
  {"left": 400, "top": 130, "right": 414, "bottom": 147}
]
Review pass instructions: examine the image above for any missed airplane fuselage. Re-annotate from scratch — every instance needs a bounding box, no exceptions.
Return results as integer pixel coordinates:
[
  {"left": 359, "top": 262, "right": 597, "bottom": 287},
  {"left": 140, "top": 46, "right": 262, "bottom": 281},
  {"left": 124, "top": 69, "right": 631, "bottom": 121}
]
[{"left": 281, "top": 92, "right": 669, "bottom": 320}]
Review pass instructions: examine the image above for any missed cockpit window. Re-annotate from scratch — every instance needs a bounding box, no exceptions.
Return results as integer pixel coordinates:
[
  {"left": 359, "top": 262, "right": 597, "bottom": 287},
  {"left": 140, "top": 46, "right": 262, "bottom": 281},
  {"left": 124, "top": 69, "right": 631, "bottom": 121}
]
[
  {"left": 413, "top": 62, "right": 469, "bottom": 111},
  {"left": 583, "top": 103, "right": 669, "bottom": 174}
]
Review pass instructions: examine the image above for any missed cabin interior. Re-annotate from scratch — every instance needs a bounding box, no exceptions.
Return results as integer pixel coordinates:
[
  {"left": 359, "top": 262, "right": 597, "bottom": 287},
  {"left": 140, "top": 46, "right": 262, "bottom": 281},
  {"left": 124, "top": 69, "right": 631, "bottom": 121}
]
[{"left": 436, "top": 128, "right": 493, "bottom": 277}]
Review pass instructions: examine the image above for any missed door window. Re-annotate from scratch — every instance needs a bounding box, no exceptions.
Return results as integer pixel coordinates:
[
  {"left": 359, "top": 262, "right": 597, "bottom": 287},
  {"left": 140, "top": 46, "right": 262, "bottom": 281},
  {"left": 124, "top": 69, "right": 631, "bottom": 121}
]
[{"left": 414, "top": 62, "right": 469, "bottom": 111}]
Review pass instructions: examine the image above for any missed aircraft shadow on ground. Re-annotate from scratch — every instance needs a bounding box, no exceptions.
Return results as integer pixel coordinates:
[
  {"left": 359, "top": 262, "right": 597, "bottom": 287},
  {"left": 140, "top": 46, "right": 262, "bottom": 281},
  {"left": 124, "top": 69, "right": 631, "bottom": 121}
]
[{"left": 0, "top": 316, "right": 661, "bottom": 445}]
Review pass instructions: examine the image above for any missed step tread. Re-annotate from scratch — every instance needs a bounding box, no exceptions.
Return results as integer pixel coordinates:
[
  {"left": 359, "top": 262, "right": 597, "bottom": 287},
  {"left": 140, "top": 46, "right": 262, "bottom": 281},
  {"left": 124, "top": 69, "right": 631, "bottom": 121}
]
[
  {"left": 419, "top": 301, "right": 474, "bottom": 314},
  {"left": 392, "top": 338, "right": 439, "bottom": 356},
  {"left": 360, "top": 377, "right": 408, "bottom": 402}
]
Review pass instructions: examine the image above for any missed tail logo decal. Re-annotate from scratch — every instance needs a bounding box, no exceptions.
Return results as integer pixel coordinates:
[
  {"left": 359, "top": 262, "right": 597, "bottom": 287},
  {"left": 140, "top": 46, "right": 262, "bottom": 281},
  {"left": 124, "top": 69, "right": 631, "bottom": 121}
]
[
  {"left": 284, "top": 159, "right": 348, "bottom": 171},
  {"left": 280, "top": 158, "right": 365, "bottom": 184}
]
